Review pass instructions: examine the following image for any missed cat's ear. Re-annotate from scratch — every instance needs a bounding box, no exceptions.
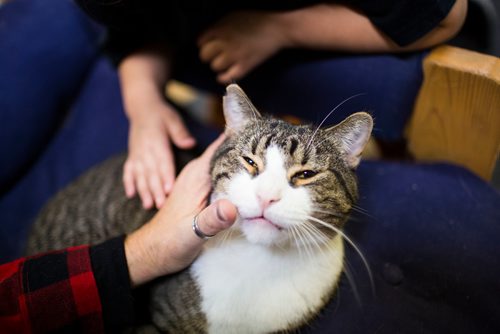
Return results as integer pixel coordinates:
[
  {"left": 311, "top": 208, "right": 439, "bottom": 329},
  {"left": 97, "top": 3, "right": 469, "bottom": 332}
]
[
  {"left": 223, "top": 84, "right": 261, "bottom": 135},
  {"left": 325, "top": 112, "right": 373, "bottom": 169}
]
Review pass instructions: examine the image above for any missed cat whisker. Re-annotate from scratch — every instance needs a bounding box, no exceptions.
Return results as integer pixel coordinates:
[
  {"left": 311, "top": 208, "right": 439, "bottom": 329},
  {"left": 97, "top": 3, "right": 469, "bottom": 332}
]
[
  {"left": 277, "top": 210, "right": 341, "bottom": 257},
  {"left": 298, "top": 222, "right": 332, "bottom": 260},
  {"left": 341, "top": 258, "right": 362, "bottom": 306},
  {"left": 312, "top": 206, "right": 362, "bottom": 223},
  {"left": 307, "top": 209, "right": 361, "bottom": 224},
  {"left": 310, "top": 208, "right": 351, "bottom": 220},
  {"left": 232, "top": 209, "right": 371, "bottom": 300},
  {"left": 298, "top": 219, "right": 372, "bottom": 305},
  {"left": 296, "top": 221, "right": 363, "bottom": 305},
  {"left": 282, "top": 207, "right": 341, "bottom": 219},
  {"left": 216, "top": 225, "right": 237, "bottom": 247},
  {"left": 350, "top": 204, "right": 375, "bottom": 220},
  {"left": 287, "top": 225, "right": 304, "bottom": 259},
  {"left": 293, "top": 220, "right": 326, "bottom": 261},
  {"left": 305, "top": 215, "right": 375, "bottom": 296},
  {"left": 282, "top": 212, "right": 328, "bottom": 257},
  {"left": 299, "top": 221, "right": 329, "bottom": 244},
  {"left": 293, "top": 225, "right": 316, "bottom": 261},
  {"left": 305, "top": 93, "right": 366, "bottom": 152}
]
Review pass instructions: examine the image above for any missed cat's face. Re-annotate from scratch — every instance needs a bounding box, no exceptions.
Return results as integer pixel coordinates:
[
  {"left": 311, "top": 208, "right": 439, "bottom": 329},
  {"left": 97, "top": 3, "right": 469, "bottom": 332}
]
[{"left": 210, "top": 84, "right": 372, "bottom": 248}]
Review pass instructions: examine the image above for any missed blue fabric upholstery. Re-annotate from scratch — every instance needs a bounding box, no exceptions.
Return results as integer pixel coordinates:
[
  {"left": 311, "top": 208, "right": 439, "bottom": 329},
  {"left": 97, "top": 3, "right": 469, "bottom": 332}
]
[
  {"left": 175, "top": 48, "right": 425, "bottom": 141},
  {"left": 243, "top": 51, "right": 425, "bottom": 141},
  {"left": 303, "top": 161, "right": 500, "bottom": 333},
  {"left": 0, "top": 57, "right": 129, "bottom": 260},
  {"left": 0, "top": 0, "right": 104, "bottom": 192},
  {"left": 1, "top": 1, "right": 499, "bottom": 332}
]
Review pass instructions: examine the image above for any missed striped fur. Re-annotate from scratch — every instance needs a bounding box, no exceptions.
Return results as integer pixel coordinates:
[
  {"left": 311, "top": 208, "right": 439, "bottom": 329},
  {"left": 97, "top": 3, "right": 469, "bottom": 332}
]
[{"left": 26, "top": 84, "right": 372, "bottom": 333}]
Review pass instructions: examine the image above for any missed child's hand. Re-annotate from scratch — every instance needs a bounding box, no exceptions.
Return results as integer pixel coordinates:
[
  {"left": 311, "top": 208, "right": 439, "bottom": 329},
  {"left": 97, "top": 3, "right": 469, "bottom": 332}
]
[
  {"left": 124, "top": 101, "right": 195, "bottom": 209},
  {"left": 198, "top": 11, "right": 288, "bottom": 84}
]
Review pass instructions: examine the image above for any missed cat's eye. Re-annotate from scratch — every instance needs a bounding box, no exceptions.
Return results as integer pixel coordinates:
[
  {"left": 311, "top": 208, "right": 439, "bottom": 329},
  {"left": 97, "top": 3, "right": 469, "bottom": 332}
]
[
  {"left": 243, "top": 156, "right": 257, "bottom": 168},
  {"left": 293, "top": 170, "right": 318, "bottom": 180},
  {"left": 242, "top": 156, "right": 259, "bottom": 176}
]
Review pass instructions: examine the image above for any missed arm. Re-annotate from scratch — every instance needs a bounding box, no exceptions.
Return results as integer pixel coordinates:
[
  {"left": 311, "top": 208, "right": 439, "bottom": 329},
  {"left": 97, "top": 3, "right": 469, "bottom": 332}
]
[
  {"left": 75, "top": 0, "right": 195, "bottom": 209},
  {"left": 276, "top": 0, "right": 467, "bottom": 52},
  {"left": 0, "top": 136, "right": 237, "bottom": 333},
  {"left": 0, "top": 215, "right": 229, "bottom": 334},
  {"left": 0, "top": 136, "right": 236, "bottom": 333},
  {"left": 119, "top": 47, "right": 196, "bottom": 209},
  {"left": 199, "top": 0, "right": 467, "bottom": 83}
]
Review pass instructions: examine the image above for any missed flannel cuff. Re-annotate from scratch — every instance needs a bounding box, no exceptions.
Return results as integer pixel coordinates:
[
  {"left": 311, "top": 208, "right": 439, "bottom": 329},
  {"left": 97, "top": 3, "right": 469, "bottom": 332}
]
[{"left": 90, "top": 235, "right": 135, "bottom": 332}]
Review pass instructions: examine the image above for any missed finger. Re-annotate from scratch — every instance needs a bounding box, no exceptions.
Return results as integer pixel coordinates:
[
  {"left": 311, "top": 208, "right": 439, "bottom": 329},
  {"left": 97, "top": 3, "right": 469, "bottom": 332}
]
[
  {"left": 160, "top": 146, "right": 176, "bottom": 193},
  {"left": 197, "top": 29, "right": 216, "bottom": 47},
  {"left": 148, "top": 172, "right": 166, "bottom": 208},
  {"left": 136, "top": 169, "right": 154, "bottom": 209},
  {"left": 199, "top": 40, "right": 224, "bottom": 63},
  {"left": 217, "top": 63, "right": 245, "bottom": 84},
  {"left": 165, "top": 112, "right": 196, "bottom": 149},
  {"left": 193, "top": 199, "right": 237, "bottom": 241},
  {"left": 123, "top": 160, "right": 136, "bottom": 198},
  {"left": 210, "top": 53, "right": 232, "bottom": 72}
]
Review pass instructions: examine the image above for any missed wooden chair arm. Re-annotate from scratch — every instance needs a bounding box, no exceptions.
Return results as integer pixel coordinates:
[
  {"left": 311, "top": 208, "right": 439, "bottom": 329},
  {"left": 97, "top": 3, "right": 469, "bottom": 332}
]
[{"left": 406, "top": 45, "right": 500, "bottom": 181}]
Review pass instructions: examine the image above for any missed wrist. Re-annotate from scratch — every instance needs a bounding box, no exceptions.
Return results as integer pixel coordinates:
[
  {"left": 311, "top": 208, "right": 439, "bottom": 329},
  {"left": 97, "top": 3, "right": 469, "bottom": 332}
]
[
  {"left": 119, "top": 51, "right": 172, "bottom": 119},
  {"left": 121, "top": 82, "right": 167, "bottom": 120},
  {"left": 124, "top": 222, "right": 165, "bottom": 286}
]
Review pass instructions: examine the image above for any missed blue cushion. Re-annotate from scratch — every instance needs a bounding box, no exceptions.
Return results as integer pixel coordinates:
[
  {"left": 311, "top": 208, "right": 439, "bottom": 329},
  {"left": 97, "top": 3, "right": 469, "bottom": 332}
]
[
  {"left": 0, "top": 0, "right": 104, "bottom": 192},
  {"left": 304, "top": 161, "right": 500, "bottom": 333}
]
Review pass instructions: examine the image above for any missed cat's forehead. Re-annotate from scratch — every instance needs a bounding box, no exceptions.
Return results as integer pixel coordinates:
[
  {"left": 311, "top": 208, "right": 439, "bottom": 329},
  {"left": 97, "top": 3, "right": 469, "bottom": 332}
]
[
  {"left": 239, "top": 117, "right": 315, "bottom": 143},
  {"left": 229, "top": 117, "right": 340, "bottom": 168}
]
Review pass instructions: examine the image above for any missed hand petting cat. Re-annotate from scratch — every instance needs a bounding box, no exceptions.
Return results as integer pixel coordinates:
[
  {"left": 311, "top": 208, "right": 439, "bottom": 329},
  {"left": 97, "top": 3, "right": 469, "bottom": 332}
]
[
  {"left": 198, "top": 11, "right": 288, "bottom": 83},
  {"left": 124, "top": 134, "right": 237, "bottom": 286}
]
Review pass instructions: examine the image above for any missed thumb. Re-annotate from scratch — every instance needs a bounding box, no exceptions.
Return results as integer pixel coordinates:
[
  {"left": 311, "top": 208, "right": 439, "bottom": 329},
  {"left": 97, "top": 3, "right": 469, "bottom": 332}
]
[
  {"left": 194, "top": 199, "right": 237, "bottom": 239},
  {"left": 165, "top": 111, "right": 196, "bottom": 149}
]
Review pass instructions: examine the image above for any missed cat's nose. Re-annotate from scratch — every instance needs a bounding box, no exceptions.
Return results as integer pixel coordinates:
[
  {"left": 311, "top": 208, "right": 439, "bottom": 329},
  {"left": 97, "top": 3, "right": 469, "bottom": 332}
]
[{"left": 258, "top": 194, "right": 281, "bottom": 210}]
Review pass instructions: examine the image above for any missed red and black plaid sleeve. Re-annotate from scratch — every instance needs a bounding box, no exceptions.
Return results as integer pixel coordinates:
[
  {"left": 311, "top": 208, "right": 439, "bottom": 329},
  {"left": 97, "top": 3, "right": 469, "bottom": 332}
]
[
  {"left": 0, "top": 236, "right": 136, "bottom": 333},
  {"left": 0, "top": 245, "right": 105, "bottom": 333}
]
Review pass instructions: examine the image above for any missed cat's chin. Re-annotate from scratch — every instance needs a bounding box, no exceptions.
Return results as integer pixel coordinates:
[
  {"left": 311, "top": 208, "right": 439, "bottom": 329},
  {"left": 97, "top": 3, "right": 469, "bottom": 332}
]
[{"left": 240, "top": 217, "right": 287, "bottom": 246}]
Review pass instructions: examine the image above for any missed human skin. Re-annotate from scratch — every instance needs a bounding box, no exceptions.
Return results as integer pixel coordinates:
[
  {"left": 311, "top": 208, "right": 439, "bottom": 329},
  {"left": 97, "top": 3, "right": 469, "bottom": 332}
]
[
  {"left": 198, "top": 0, "right": 467, "bottom": 83},
  {"left": 119, "top": 48, "right": 197, "bottom": 209},
  {"left": 119, "top": 0, "right": 467, "bottom": 209},
  {"left": 124, "top": 135, "right": 238, "bottom": 286}
]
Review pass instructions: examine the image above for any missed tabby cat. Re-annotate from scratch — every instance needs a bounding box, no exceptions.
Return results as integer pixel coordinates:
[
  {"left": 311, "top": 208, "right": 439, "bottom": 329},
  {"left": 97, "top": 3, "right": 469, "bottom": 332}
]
[{"left": 27, "top": 84, "right": 373, "bottom": 333}]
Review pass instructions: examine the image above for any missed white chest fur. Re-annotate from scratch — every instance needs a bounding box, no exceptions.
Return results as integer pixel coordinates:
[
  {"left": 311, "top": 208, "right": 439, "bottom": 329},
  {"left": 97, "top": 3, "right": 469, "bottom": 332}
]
[{"left": 191, "top": 235, "right": 344, "bottom": 334}]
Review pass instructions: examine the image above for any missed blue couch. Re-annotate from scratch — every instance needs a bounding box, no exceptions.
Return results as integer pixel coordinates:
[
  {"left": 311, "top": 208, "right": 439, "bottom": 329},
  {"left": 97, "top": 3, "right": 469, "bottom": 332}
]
[{"left": 1, "top": 0, "right": 499, "bottom": 332}]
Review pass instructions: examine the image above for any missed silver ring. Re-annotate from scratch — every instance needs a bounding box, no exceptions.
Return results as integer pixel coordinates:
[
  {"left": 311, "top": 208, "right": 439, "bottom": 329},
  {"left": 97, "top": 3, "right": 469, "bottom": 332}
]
[{"left": 192, "top": 214, "right": 215, "bottom": 240}]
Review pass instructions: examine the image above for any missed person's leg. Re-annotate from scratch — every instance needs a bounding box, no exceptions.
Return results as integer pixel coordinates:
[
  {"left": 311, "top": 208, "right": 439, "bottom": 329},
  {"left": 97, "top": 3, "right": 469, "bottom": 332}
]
[
  {"left": 0, "top": 0, "right": 103, "bottom": 193},
  {"left": 0, "top": 57, "right": 128, "bottom": 261}
]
